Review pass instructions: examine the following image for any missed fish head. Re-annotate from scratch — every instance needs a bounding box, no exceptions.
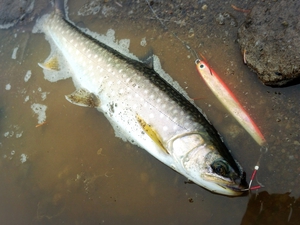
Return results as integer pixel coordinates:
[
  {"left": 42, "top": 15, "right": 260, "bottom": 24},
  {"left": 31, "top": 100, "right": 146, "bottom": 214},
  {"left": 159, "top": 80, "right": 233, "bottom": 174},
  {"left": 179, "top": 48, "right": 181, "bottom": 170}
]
[
  {"left": 170, "top": 133, "right": 248, "bottom": 196},
  {"left": 199, "top": 150, "right": 248, "bottom": 196}
]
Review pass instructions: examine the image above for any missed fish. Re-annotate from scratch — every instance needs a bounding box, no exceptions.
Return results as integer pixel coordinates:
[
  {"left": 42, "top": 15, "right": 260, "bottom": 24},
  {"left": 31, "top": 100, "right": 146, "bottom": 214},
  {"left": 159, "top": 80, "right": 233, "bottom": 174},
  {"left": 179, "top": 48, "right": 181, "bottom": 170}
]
[
  {"left": 195, "top": 59, "right": 267, "bottom": 147},
  {"left": 34, "top": 8, "right": 248, "bottom": 196}
]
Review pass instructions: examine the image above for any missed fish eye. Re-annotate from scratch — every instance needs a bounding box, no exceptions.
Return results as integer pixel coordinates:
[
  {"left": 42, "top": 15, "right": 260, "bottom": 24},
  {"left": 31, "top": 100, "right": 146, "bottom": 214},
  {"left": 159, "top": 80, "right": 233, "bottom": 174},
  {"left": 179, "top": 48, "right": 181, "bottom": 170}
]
[
  {"left": 211, "top": 159, "right": 230, "bottom": 177},
  {"left": 200, "top": 64, "right": 205, "bottom": 69}
]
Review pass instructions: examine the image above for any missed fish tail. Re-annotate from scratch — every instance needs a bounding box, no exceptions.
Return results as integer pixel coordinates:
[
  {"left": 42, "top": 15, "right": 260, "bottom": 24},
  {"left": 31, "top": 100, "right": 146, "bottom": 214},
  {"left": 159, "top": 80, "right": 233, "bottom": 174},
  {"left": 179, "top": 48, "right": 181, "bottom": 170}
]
[{"left": 53, "top": 0, "right": 66, "bottom": 17}]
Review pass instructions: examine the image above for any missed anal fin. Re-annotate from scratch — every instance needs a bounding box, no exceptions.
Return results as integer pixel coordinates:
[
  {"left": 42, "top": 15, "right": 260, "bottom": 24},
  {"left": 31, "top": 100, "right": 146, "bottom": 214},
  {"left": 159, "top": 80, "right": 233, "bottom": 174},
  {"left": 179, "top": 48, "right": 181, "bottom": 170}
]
[
  {"left": 136, "top": 115, "right": 169, "bottom": 154},
  {"left": 65, "top": 88, "right": 100, "bottom": 107}
]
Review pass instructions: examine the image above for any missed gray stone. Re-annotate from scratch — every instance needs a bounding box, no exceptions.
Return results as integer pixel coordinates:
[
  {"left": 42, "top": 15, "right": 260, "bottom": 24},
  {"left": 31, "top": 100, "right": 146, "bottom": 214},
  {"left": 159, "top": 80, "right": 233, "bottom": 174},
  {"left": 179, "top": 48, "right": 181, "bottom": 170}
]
[
  {"left": 238, "top": 0, "right": 300, "bottom": 86},
  {"left": 0, "top": 0, "right": 49, "bottom": 29}
]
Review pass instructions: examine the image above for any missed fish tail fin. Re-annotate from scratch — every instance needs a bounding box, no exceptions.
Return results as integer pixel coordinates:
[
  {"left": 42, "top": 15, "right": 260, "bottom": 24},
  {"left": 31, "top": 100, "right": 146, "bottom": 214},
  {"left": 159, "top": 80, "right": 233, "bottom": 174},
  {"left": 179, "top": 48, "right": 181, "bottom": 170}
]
[{"left": 53, "top": 0, "right": 66, "bottom": 17}]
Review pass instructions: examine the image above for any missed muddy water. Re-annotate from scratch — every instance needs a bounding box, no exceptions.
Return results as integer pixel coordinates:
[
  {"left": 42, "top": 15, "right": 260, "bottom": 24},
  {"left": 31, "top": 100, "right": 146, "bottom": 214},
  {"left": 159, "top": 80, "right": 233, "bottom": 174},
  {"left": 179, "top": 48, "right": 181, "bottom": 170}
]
[{"left": 0, "top": 0, "right": 299, "bottom": 224}]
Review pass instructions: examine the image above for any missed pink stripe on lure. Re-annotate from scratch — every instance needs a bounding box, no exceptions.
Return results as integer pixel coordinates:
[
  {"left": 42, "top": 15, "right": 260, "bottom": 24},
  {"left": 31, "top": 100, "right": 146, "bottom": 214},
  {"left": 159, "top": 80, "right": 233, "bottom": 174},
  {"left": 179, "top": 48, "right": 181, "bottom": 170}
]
[{"left": 195, "top": 59, "right": 266, "bottom": 147}]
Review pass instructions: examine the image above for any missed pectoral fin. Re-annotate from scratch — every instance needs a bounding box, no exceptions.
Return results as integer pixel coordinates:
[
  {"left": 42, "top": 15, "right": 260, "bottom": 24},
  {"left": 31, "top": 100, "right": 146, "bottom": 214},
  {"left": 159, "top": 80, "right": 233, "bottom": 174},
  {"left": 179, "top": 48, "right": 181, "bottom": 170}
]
[
  {"left": 136, "top": 115, "right": 169, "bottom": 154},
  {"left": 65, "top": 88, "right": 100, "bottom": 107},
  {"left": 38, "top": 55, "right": 60, "bottom": 71}
]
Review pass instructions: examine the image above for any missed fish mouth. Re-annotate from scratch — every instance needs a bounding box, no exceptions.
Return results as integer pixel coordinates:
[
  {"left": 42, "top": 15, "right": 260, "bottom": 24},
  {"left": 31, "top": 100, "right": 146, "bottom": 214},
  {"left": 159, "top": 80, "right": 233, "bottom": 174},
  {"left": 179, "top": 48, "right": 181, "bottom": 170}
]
[
  {"left": 221, "top": 173, "right": 249, "bottom": 195},
  {"left": 214, "top": 182, "right": 248, "bottom": 196},
  {"left": 224, "top": 184, "right": 248, "bottom": 193},
  {"left": 202, "top": 172, "right": 249, "bottom": 196},
  {"left": 204, "top": 169, "right": 248, "bottom": 194}
]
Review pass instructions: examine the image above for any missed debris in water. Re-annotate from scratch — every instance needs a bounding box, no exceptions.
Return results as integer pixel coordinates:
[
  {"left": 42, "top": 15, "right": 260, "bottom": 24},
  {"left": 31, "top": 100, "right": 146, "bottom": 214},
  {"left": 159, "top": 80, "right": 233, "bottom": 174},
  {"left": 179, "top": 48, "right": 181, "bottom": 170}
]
[
  {"left": 5, "top": 83, "right": 11, "bottom": 90},
  {"left": 24, "top": 70, "right": 32, "bottom": 82},
  {"left": 97, "top": 148, "right": 106, "bottom": 156},
  {"left": 41, "top": 92, "right": 49, "bottom": 101},
  {"left": 11, "top": 46, "right": 19, "bottom": 59},
  {"left": 31, "top": 103, "right": 47, "bottom": 124},
  {"left": 35, "top": 121, "right": 47, "bottom": 128},
  {"left": 16, "top": 131, "right": 23, "bottom": 138},
  {"left": 24, "top": 95, "right": 30, "bottom": 103},
  {"left": 20, "top": 154, "right": 28, "bottom": 163},
  {"left": 288, "top": 204, "right": 293, "bottom": 222},
  {"left": 140, "top": 37, "right": 147, "bottom": 47},
  {"left": 4, "top": 131, "right": 14, "bottom": 138}
]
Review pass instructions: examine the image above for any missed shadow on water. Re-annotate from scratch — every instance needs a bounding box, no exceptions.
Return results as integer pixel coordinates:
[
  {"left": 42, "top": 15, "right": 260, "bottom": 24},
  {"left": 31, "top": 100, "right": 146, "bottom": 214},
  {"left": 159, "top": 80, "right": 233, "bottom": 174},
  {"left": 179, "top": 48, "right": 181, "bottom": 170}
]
[
  {"left": 242, "top": 191, "right": 300, "bottom": 225},
  {"left": 0, "top": 0, "right": 300, "bottom": 224}
]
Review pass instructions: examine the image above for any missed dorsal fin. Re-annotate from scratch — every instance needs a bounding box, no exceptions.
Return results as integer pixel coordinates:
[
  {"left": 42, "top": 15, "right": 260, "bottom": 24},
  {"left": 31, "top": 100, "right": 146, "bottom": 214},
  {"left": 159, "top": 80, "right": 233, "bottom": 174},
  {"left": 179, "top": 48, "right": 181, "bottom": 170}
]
[{"left": 140, "top": 48, "right": 154, "bottom": 69}]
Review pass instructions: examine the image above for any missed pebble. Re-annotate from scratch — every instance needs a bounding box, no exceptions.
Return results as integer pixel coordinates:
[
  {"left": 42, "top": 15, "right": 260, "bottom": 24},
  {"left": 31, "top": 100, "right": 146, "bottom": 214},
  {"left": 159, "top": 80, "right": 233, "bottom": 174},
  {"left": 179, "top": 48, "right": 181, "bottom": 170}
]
[{"left": 294, "top": 141, "right": 300, "bottom": 146}]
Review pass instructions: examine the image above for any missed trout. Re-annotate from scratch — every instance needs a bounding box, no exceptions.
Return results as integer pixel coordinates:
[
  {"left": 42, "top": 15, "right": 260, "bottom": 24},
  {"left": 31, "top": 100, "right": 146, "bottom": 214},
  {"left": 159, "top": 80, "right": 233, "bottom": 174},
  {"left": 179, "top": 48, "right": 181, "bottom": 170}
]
[{"left": 34, "top": 8, "right": 247, "bottom": 195}]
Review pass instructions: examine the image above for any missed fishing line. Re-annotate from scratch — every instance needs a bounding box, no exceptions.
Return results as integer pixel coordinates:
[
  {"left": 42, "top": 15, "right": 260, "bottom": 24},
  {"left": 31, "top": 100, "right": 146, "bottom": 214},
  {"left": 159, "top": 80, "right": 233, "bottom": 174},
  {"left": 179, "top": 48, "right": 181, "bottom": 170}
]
[
  {"left": 246, "top": 144, "right": 268, "bottom": 191},
  {"left": 144, "top": 0, "right": 199, "bottom": 61}
]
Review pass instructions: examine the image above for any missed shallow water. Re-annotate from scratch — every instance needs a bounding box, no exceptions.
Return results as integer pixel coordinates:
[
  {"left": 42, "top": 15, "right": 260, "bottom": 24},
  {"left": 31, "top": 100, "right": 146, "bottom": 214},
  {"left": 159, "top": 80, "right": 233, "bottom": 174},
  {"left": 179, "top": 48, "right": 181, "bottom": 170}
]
[{"left": 0, "top": 0, "right": 299, "bottom": 224}]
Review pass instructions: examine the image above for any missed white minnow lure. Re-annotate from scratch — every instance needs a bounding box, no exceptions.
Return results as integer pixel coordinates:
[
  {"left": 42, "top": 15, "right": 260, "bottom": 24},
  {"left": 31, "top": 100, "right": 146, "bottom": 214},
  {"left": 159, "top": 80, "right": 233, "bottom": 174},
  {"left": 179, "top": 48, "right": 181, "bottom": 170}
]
[
  {"left": 35, "top": 8, "right": 248, "bottom": 195},
  {"left": 195, "top": 59, "right": 267, "bottom": 147}
]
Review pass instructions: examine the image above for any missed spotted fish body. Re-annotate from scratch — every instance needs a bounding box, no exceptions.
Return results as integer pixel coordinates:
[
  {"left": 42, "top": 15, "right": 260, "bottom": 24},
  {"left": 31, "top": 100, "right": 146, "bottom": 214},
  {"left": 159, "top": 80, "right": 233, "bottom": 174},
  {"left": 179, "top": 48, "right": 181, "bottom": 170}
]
[{"left": 36, "top": 10, "right": 247, "bottom": 195}]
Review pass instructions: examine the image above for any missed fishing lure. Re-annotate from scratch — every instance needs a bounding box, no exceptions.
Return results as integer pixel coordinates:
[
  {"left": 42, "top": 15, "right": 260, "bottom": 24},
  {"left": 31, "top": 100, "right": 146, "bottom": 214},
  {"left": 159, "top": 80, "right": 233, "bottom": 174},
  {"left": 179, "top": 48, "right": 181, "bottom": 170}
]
[{"left": 195, "top": 58, "right": 267, "bottom": 147}]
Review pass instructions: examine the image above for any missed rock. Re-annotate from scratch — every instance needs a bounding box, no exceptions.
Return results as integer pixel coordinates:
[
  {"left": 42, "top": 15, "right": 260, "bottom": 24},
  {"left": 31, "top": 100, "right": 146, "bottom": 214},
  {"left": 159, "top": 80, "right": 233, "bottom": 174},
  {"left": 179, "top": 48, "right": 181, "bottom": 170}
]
[
  {"left": 0, "top": 0, "right": 34, "bottom": 28},
  {"left": 238, "top": 0, "right": 300, "bottom": 87},
  {"left": 0, "top": 0, "right": 49, "bottom": 29}
]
